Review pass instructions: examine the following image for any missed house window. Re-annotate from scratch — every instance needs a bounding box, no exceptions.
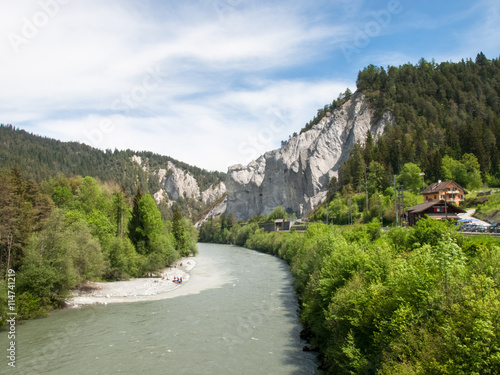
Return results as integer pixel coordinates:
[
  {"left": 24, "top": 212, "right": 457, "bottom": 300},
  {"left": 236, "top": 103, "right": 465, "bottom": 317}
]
[{"left": 434, "top": 195, "right": 437, "bottom": 199}]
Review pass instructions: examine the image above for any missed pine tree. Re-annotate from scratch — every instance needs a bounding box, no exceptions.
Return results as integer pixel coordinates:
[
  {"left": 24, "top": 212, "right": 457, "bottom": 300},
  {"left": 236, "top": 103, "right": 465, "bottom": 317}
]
[
  {"left": 128, "top": 187, "right": 144, "bottom": 247},
  {"left": 113, "top": 187, "right": 130, "bottom": 239},
  {"left": 172, "top": 206, "right": 185, "bottom": 251}
]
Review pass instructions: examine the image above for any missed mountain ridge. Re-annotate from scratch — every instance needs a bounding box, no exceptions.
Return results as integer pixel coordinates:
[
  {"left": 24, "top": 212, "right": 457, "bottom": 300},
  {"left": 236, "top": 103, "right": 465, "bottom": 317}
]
[{"left": 0, "top": 124, "right": 226, "bottom": 220}]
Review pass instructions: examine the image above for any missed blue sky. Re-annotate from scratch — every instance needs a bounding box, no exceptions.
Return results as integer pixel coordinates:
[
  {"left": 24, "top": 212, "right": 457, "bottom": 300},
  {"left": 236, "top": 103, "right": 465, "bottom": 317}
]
[{"left": 0, "top": 0, "right": 499, "bottom": 172}]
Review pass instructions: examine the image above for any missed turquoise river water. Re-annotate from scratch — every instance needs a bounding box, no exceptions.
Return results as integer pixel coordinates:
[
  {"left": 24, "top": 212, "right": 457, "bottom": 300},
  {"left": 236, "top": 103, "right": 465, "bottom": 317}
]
[{"left": 0, "top": 243, "right": 319, "bottom": 375}]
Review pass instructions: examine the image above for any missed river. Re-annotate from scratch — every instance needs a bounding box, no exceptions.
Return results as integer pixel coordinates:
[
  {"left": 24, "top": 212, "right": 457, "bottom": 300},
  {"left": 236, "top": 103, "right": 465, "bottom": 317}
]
[{"left": 1, "top": 243, "right": 319, "bottom": 375}]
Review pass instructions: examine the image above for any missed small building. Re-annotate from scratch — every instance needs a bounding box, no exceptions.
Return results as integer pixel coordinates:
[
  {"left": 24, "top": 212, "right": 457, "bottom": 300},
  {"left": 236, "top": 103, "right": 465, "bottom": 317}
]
[
  {"left": 405, "top": 200, "right": 466, "bottom": 226},
  {"left": 275, "top": 219, "right": 285, "bottom": 231},
  {"left": 258, "top": 222, "right": 277, "bottom": 232},
  {"left": 258, "top": 219, "right": 296, "bottom": 232},
  {"left": 421, "top": 180, "right": 468, "bottom": 207}
]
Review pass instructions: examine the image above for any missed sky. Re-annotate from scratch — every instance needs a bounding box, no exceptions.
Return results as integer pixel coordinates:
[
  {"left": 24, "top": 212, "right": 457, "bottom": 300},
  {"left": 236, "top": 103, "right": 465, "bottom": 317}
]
[{"left": 0, "top": 0, "right": 499, "bottom": 172}]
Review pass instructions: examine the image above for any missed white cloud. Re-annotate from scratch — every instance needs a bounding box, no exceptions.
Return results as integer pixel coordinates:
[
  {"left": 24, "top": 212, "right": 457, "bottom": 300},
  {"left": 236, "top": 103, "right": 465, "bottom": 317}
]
[
  {"left": 2, "top": 0, "right": 496, "bottom": 173},
  {"left": 0, "top": 0, "right": 355, "bottom": 172},
  {"left": 31, "top": 78, "right": 352, "bottom": 171}
]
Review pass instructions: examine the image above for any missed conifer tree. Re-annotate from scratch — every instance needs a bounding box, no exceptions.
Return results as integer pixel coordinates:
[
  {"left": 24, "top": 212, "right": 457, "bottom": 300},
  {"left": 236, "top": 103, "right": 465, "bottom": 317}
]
[
  {"left": 128, "top": 187, "right": 144, "bottom": 247},
  {"left": 172, "top": 206, "right": 185, "bottom": 251},
  {"left": 113, "top": 187, "right": 130, "bottom": 239}
]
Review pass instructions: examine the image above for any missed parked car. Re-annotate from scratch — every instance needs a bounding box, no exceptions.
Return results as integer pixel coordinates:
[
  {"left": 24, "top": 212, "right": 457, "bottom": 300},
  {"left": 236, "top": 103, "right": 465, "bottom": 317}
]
[
  {"left": 489, "top": 222, "right": 500, "bottom": 233},
  {"left": 459, "top": 223, "right": 477, "bottom": 232},
  {"left": 472, "top": 225, "right": 488, "bottom": 233},
  {"left": 458, "top": 223, "right": 472, "bottom": 232}
]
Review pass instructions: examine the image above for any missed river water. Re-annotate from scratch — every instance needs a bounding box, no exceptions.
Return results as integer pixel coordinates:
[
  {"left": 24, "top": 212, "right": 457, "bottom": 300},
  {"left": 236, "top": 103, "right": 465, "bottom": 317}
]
[{"left": 1, "top": 243, "right": 319, "bottom": 375}]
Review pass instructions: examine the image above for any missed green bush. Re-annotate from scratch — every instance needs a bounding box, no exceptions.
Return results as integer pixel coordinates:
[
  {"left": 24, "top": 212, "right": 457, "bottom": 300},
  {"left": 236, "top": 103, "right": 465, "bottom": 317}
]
[{"left": 17, "top": 292, "right": 48, "bottom": 320}]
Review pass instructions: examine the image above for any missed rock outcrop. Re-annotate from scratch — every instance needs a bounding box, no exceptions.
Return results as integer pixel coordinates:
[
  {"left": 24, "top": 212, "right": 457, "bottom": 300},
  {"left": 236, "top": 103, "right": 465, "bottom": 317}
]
[
  {"left": 153, "top": 189, "right": 168, "bottom": 205},
  {"left": 201, "top": 181, "right": 227, "bottom": 204},
  {"left": 195, "top": 198, "right": 228, "bottom": 228},
  {"left": 131, "top": 157, "right": 227, "bottom": 206},
  {"left": 158, "top": 162, "right": 201, "bottom": 201},
  {"left": 225, "top": 92, "right": 394, "bottom": 221}
]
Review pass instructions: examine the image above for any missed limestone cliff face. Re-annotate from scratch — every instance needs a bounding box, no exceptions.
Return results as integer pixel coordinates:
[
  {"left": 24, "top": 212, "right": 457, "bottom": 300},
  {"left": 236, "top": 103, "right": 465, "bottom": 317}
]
[
  {"left": 225, "top": 92, "right": 394, "bottom": 221},
  {"left": 158, "top": 162, "right": 201, "bottom": 201},
  {"left": 131, "top": 158, "right": 227, "bottom": 205},
  {"left": 195, "top": 198, "right": 228, "bottom": 228},
  {"left": 201, "top": 181, "right": 227, "bottom": 205}
]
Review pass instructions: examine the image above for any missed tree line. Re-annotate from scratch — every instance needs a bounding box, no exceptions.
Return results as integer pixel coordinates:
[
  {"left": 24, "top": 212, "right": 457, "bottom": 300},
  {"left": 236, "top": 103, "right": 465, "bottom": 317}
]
[
  {"left": 0, "top": 166, "right": 198, "bottom": 322},
  {"left": 316, "top": 153, "right": 483, "bottom": 225},
  {"left": 0, "top": 124, "right": 226, "bottom": 221},
  {"left": 198, "top": 206, "right": 293, "bottom": 244},
  {"left": 336, "top": 53, "right": 500, "bottom": 194}
]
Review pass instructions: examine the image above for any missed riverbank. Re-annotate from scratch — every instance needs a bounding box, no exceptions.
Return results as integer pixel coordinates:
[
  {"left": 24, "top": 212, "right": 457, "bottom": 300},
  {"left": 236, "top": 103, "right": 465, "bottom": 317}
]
[{"left": 66, "top": 258, "right": 196, "bottom": 307}]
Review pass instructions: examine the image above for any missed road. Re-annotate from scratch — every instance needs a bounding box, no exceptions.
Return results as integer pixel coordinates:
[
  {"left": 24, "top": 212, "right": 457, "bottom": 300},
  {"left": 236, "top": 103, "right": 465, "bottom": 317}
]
[{"left": 457, "top": 209, "right": 491, "bottom": 226}]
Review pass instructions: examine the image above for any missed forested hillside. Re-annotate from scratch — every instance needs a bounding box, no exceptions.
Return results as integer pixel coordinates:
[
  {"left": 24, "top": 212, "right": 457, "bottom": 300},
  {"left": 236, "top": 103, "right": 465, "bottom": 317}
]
[
  {"left": 0, "top": 165, "right": 198, "bottom": 321},
  {"left": 335, "top": 53, "right": 500, "bottom": 192},
  {"left": 0, "top": 125, "right": 225, "bottom": 214}
]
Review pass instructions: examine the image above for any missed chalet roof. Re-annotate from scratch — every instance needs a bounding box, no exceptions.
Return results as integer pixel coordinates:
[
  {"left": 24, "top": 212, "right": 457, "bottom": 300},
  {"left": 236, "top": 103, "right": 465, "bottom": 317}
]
[
  {"left": 406, "top": 200, "right": 466, "bottom": 214},
  {"left": 421, "top": 180, "right": 468, "bottom": 195},
  {"left": 406, "top": 201, "right": 442, "bottom": 213}
]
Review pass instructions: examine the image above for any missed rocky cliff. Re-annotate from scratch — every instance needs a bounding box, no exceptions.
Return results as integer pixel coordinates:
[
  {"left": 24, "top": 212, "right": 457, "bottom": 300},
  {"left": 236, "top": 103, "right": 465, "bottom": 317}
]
[
  {"left": 201, "top": 181, "right": 227, "bottom": 205},
  {"left": 157, "top": 162, "right": 201, "bottom": 201},
  {"left": 131, "top": 158, "right": 226, "bottom": 205},
  {"left": 225, "top": 92, "right": 394, "bottom": 221}
]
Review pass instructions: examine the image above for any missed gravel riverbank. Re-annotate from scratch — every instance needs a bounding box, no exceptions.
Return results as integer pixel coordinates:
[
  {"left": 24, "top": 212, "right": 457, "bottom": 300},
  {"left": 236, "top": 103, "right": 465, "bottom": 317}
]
[{"left": 66, "top": 258, "right": 196, "bottom": 307}]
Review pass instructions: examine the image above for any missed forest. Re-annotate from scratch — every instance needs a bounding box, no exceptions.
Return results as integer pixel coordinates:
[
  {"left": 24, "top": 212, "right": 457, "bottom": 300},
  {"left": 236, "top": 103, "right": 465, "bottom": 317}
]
[
  {"left": 336, "top": 53, "right": 500, "bottom": 193},
  {"left": 0, "top": 166, "right": 198, "bottom": 322},
  {"left": 0, "top": 124, "right": 226, "bottom": 221},
  {"left": 295, "top": 53, "right": 500, "bottom": 200},
  {"left": 293, "top": 53, "right": 500, "bottom": 224}
]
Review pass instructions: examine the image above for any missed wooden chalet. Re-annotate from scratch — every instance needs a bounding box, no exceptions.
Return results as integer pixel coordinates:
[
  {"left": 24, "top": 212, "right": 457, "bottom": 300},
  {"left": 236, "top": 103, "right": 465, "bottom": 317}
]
[
  {"left": 405, "top": 200, "right": 466, "bottom": 226},
  {"left": 421, "top": 180, "right": 468, "bottom": 206}
]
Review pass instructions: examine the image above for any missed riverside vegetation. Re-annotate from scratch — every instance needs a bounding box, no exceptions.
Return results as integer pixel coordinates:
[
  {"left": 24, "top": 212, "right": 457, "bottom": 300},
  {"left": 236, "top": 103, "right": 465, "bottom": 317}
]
[
  {"left": 0, "top": 166, "right": 198, "bottom": 322},
  {"left": 200, "top": 214, "right": 500, "bottom": 375}
]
